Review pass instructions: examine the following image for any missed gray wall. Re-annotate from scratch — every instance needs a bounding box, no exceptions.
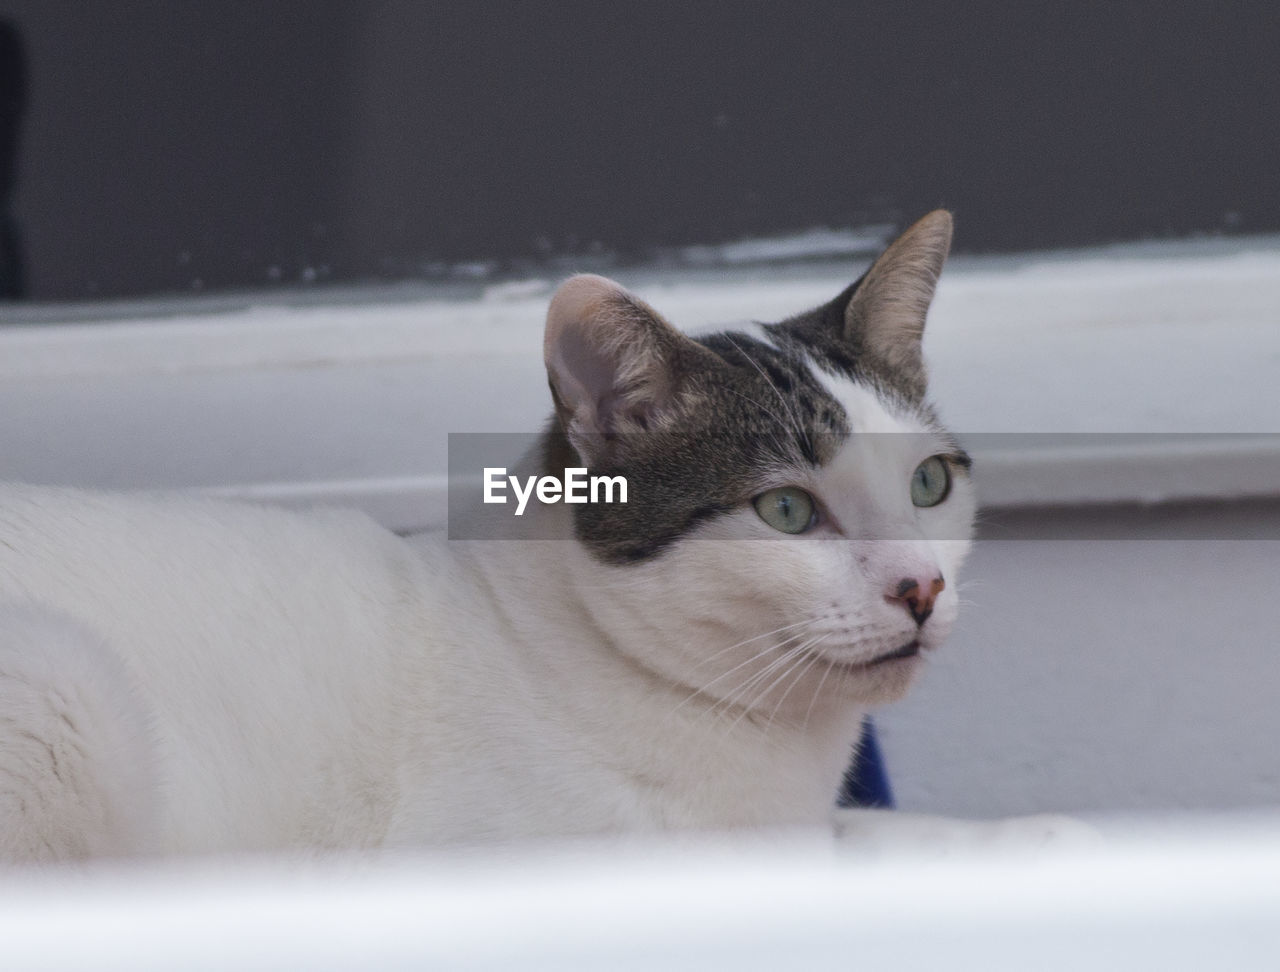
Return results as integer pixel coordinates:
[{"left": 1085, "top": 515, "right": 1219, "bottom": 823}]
[
  {"left": 883, "top": 502, "right": 1280, "bottom": 818},
  {"left": 4, "top": 2, "right": 1279, "bottom": 300}
]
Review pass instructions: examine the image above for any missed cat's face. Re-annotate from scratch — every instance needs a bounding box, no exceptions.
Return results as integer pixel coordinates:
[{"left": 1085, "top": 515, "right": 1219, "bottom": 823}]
[{"left": 544, "top": 211, "right": 974, "bottom": 715}]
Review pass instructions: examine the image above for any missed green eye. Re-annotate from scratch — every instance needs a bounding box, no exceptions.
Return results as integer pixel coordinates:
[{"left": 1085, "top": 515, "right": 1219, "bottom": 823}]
[
  {"left": 910, "top": 456, "right": 951, "bottom": 508},
  {"left": 753, "top": 487, "right": 816, "bottom": 534}
]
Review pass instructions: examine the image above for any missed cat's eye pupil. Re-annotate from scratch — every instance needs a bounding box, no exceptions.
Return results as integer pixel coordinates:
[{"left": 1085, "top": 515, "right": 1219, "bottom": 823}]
[
  {"left": 753, "top": 487, "right": 815, "bottom": 534},
  {"left": 910, "top": 456, "right": 951, "bottom": 508}
]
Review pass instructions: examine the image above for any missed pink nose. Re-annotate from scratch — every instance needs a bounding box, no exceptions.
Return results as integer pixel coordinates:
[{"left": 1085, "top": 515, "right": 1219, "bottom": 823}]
[{"left": 886, "top": 575, "right": 945, "bottom": 626}]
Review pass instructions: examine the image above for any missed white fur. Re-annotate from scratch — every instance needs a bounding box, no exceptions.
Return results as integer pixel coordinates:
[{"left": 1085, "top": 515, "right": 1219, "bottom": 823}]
[
  {"left": 0, "top": 368, "right": 992, "bottom": 862},
  {"left": 0, "top": 606, "right": 161, "bottom": 860}
]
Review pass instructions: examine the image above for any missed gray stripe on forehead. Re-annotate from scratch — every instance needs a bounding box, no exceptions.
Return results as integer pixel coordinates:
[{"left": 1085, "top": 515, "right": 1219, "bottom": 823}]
[
  {"left": 693, "top": 328, "right": 852, "bottom": 466},
  {"left": 763, "top": 278, "right": 931, "bottom": 410}
]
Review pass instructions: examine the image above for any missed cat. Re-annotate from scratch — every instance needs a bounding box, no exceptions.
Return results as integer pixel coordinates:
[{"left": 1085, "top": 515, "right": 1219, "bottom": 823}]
[{"left": 0, "top": 211, "right": 1082, "bottom": 862}]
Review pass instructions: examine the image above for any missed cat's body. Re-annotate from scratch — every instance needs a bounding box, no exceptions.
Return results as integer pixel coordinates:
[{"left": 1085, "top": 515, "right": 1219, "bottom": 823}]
[
  {"left": 0, "top": 212, "right": 1012, "bottom": 863},
  {"left": 0, "top": 486, "right": 888, "bottom": 859}
]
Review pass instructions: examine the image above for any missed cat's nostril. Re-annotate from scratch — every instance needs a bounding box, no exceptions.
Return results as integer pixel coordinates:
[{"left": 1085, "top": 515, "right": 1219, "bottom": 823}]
[{"left": 887, "top": 575, "right": 945, "bottom": 626}]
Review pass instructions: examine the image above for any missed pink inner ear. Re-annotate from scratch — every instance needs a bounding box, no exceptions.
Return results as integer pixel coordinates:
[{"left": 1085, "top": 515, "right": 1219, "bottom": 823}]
[
  {"left": 545, "top": 274, "right": 662, "bottom": 437},
  {"left": 550, "top": 325, "right": 664, "bottom": 438},
  {"left": 544, "top": 274, "right": 631, "bottom": 418},
  {"left": 548, "top": 323, "right": 622, "bottom": 426},
  {"left": 544, "top": 272, "right": 697, "bottom": 438}
]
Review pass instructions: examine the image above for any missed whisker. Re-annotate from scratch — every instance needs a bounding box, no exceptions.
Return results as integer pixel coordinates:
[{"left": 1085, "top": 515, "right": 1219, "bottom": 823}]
[
  {"left": 763, "top": 636, "right": 830, "bottom": 731},
  {"left": 801, "top": 645, "right": 837, "bottom": 731},
  {"left": 706, "top": 641, "right": 808, "bottom": 721},
  {"left": 670, "top": 628, "right": 815, "bottom": 717},
  {"left": 718, "top": 635, "right": 826, "bottom": 736},
  {"left": 723, "top": 333, "right": 806, "bottom": 442},
  {"left": 707, "top": 635, "right": 814, "bottom": 717},
  {"left": 684, "top": 617, "right": 819, "bottom": 676}
]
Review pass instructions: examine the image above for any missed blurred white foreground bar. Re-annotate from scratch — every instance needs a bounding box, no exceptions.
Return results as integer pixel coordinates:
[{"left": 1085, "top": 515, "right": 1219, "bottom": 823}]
[{"left": 3, "top": 821, "right": 1280, "bottom": 970}]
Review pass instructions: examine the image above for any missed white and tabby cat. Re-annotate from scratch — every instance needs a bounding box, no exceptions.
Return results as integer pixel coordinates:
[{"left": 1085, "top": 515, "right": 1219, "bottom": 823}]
[{"left": 0, "top": 212, "right": 1075, "bottom": 862}]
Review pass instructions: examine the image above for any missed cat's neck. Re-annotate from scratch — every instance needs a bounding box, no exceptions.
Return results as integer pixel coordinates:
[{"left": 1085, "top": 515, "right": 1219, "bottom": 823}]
[{"left": 436, "top": 502, "right": 866, "bottom": 831}]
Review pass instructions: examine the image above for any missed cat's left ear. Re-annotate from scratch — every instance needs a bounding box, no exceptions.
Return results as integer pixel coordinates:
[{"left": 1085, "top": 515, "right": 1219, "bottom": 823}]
[
  {"left": 544, "top": 274, "right": 719, "bottom": 460},
  {"left": 844, "top": 209, "right": 953, "bottom": 396}
]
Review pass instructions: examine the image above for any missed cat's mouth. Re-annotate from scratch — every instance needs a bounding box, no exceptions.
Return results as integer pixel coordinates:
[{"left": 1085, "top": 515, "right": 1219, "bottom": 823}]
[
  {"left": 816, "top": 640, "right": 921, "bottom": 672},
  {"left": 861, "top": 640, "right": 921, "bottom": 667}
]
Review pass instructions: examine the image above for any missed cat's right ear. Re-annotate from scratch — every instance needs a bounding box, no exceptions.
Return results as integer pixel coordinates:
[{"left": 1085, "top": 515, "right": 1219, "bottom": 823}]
[
  {"left": 544, "top": 274, "right": 713, "bottom": 460},
  {"left": 842, "top": 210, "right": 953, "bottom": 399}
]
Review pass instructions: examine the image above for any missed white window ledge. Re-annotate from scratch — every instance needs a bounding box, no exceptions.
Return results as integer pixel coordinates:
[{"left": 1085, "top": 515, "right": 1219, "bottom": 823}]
[
  {"left": 3, "top": 824, "right": 1280, "bottom": 969},
  {"left": 3, "top": 238, "right": 1279, "bottom": 531}
]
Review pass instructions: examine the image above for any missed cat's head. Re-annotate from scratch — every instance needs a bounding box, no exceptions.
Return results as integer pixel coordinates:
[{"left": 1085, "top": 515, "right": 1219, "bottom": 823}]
[{"left": 542, "top": 211, "right": 975, "bottom": 713}]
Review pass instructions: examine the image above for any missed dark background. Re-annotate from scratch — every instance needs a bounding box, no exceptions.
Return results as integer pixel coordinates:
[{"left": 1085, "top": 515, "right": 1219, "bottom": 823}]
[{"left": 2, "top": 2, "right": 1277, "bottom": 302}]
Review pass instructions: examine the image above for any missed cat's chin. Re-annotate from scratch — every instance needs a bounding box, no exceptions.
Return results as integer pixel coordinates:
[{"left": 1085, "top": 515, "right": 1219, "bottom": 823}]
[{"left": 806, "top": 640, "right": 926, "bottom": 704}]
